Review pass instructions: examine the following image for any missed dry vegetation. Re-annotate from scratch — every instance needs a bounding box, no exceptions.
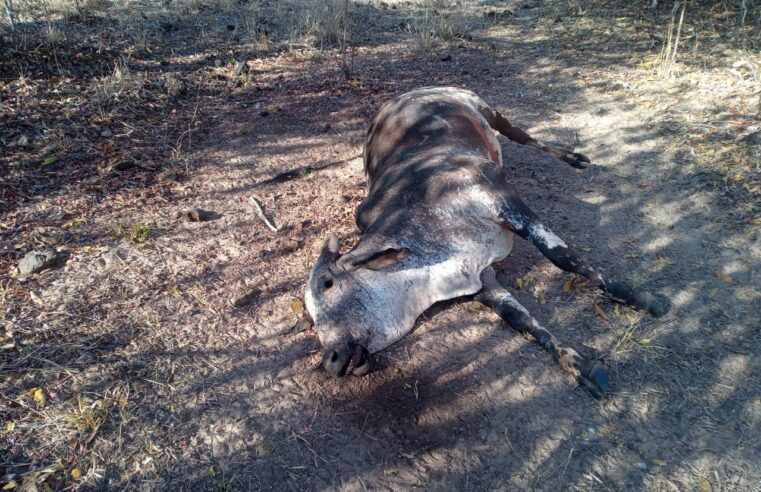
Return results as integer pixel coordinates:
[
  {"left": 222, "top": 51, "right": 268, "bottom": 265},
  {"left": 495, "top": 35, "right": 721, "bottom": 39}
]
[{"left": 1, "top": 0, "right": 760, "bottom": 490}]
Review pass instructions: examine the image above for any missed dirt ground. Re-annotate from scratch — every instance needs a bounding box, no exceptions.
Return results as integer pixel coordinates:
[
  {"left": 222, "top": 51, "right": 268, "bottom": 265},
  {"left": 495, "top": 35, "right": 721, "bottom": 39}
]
[{"left": 2, "top": 0, "right": 761, "bottom": 490}]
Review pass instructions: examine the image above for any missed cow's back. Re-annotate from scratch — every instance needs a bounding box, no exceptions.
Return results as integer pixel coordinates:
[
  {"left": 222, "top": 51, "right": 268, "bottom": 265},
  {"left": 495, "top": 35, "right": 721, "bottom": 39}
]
[{"left": 364, "top": 87, "right": 503, "bottom": 191}]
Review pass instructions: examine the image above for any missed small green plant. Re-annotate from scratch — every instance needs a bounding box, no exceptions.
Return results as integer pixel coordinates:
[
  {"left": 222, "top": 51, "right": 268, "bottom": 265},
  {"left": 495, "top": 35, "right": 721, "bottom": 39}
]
[{"left": 111, "top": 223, "right": 153, "bottom": 245}]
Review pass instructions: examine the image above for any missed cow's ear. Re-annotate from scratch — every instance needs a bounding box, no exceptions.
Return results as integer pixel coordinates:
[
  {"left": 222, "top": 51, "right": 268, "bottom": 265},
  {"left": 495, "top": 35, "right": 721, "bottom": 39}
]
[
  {"left": 317, "top": 233, "right": 341, "bottom": 264},
  {"left": 345, "top": 247, "right": 411, "bottom": 271}
]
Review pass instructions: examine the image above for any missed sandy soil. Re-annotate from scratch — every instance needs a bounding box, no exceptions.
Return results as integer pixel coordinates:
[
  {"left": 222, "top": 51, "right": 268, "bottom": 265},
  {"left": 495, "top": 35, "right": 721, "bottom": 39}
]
[{"left": 2, "top": 0, "right": 760, "bottom": 490}]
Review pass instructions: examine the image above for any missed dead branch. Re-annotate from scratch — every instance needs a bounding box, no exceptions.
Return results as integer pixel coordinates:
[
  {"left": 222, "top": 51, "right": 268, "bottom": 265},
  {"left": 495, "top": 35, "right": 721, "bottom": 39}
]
[{"left": 249, "top": 195, "right": 279, "bottom": 232}]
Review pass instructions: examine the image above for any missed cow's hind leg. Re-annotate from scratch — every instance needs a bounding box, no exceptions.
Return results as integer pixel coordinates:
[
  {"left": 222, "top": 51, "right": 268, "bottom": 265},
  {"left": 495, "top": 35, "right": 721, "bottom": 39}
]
[
  {"left": 479, "top": 107, "right": 590, "bottom": 169},
  {"left": 499, "top": 194, "right": 671, "bottom": 318},
  {"left": 475, "top": 268, "right": 610, "bottom": 399}
]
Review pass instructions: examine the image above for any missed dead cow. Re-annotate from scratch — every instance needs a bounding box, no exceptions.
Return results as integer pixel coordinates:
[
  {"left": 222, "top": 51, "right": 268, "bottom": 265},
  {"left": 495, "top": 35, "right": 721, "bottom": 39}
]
[{"left": 305, "top": 86, "right": 670, "bottom": 398}]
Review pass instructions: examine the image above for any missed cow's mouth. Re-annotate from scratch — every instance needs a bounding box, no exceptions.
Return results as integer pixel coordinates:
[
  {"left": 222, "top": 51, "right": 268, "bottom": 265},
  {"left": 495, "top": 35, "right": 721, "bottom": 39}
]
[
  {"left": 349, "top": 343, "right": 372, "bottom": 376},
  {"left": 323, "top": 342, "right": 372, "bottom": 377}
]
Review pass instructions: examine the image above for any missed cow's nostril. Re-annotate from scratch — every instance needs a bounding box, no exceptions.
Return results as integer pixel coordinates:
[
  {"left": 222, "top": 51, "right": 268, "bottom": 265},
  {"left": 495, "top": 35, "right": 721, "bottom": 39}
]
[
  {"left": 324, "top": 279, "right": 333, "bottom": 289},
  {"left": 330, "top": 351, "right": 338, "bottom": 363}
]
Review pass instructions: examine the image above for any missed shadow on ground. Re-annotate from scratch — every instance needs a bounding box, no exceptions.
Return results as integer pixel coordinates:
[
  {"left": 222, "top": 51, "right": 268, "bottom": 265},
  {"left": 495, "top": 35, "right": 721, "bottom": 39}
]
[{"left": 2, "top": 0, "right": 760, "bottom": 490}]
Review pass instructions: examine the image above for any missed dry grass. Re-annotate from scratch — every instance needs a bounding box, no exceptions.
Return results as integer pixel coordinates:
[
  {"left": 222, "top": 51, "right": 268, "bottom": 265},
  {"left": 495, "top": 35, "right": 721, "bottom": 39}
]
[
  {"left": 303, "top": 0, "right": 345, "bottom": 48},
  {"left": 91, "top": 58, "right": 144, "bottom": 108},
  {"left": 110, "top": 223, "right": 154, "bottom": 246},
  {"left": 406, "top": 0, "right": 470, "bottom": 53}
]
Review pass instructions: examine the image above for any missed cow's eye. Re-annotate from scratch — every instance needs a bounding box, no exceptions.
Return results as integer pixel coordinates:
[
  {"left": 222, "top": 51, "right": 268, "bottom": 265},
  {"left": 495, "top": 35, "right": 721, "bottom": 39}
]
[{"left": 324, "top": 279, "right": 334, "bottom": 289}]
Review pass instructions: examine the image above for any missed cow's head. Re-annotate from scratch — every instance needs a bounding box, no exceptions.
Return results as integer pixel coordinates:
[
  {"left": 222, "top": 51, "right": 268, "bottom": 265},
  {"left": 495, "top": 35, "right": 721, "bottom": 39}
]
[{"left": 305, "top": 233, "right": 412, "bottom": 377}]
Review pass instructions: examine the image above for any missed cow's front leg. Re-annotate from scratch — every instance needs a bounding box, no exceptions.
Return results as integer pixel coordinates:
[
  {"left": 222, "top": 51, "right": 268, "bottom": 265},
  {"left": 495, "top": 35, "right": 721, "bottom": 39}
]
[
  {"left": 498, "top": 196, "right": 670, "bottom": 318},
  {"left": 475, "top": 268, "right": 610, "bottom": 399}
]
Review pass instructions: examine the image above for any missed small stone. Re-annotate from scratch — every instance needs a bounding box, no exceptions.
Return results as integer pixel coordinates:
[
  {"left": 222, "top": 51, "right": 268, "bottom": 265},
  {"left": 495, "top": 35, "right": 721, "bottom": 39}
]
[
  {"left": 100, "top": 129, "right": 113, "bottom": 138},
  {"left": 214, "top": 59, "right": 223, "bottom": 67},
  {"left": 292, "top": 317, "right": 312, "bottom": 333},
  {"left": 230, "top": 287, "right": 258, "bottom": 308},
  {"left": 18, "top": 250, "right": 58, "bottom": 277},
  {"left": 181, "top": 208, "right": 212, "bottom": 222},
  {"left": 282, "top": 239, "right": 299, "bottom": 252}
]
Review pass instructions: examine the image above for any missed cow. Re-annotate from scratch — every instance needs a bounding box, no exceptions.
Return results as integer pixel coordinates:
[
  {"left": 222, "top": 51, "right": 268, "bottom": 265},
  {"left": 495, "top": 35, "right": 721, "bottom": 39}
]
[{"left": 304, "top": 86, "right": 670, "bottom": 398}]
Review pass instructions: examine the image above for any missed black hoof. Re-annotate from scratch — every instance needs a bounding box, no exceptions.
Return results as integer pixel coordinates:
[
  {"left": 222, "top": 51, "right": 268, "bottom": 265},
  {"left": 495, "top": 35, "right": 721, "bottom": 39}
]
[
  {"left": 578, "top": 360, "right": 610, "bottom": 400},
  {"left": 605, "top": 282, "right": 670, "bottom": 318},
  {"left": 565, "top": 152, "right": 590, "bottom": 169}
]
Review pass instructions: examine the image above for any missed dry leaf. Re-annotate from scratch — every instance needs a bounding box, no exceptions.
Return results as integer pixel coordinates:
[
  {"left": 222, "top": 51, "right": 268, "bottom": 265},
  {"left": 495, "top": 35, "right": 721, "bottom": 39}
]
[
  {"left": 515, "top": 278, "right": 524, "bottom": 290},
  {"left": 289, "top": 298, "right": 305, "bottom": 317},
  {"left": 639, "top": 338, "right": 652, "bottom": 345},
  {"left": 562, "top": 279, "right": 574, "bottom": 294},
  {"left": 27, "top": 387, "right": 46, "bottom": 409},
  {"left": 5, "top": 421, "right": 14, "bottom": 431},
  {"left": 30, "top": 291, "right": 44, "bottom": 305},
  {"left": 594, "top": 303, "right": 611, "bottom": 323},
  {"left": 653, "top": 458, "right": 667, "bottom": 466},
  {"left": 715, "top": 270, "right": 733, "bottom": 284},
  {"left": 2, "top": 482, "right": 17, "bottom": 490},
  {"left": 70, "top": 468, "right": 82, "bottom": 480}
]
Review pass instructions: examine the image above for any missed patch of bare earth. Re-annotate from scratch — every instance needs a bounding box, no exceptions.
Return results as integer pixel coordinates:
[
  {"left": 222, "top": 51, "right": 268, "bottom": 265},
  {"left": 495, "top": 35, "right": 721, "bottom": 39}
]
[{"left": 2, "top": 0, "right": 760, "bottom": 490}]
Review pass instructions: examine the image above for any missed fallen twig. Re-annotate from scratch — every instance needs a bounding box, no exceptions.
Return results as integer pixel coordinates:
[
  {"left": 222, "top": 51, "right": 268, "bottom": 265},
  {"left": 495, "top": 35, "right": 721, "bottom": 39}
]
[{"left": 249, "top": 195, "right": 279, "bottom": 232}]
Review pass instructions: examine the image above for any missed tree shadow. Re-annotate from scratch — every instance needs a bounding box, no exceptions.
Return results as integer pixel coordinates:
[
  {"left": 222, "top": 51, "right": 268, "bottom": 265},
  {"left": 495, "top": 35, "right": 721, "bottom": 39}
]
[{"left": 2, "top": 0, "right": 760, "bottom": 490}]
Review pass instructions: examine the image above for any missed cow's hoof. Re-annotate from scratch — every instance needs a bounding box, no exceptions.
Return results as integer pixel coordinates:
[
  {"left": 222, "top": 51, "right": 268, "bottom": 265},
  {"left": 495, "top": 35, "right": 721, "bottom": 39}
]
[
  {"left": 564, "top": 152, "right": 590, "bottom": 169},
  {"left": 605, "top": 282, "right": 670, "bottom": 318},
  {"left": 578, "top": 360, "right": 610, "bottom": 400}
]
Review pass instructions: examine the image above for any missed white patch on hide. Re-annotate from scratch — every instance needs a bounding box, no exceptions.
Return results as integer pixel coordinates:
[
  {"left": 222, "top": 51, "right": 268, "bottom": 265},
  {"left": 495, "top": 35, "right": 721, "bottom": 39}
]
[{"left": 530, "top": 223, "right": 567, "bottom": 249}]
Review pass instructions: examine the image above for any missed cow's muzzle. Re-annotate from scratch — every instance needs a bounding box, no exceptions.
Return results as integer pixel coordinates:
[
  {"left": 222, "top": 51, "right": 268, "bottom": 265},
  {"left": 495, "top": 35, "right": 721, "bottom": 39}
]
[{"left": 323, "top": 342, "right": 372, "bottom": 377}]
